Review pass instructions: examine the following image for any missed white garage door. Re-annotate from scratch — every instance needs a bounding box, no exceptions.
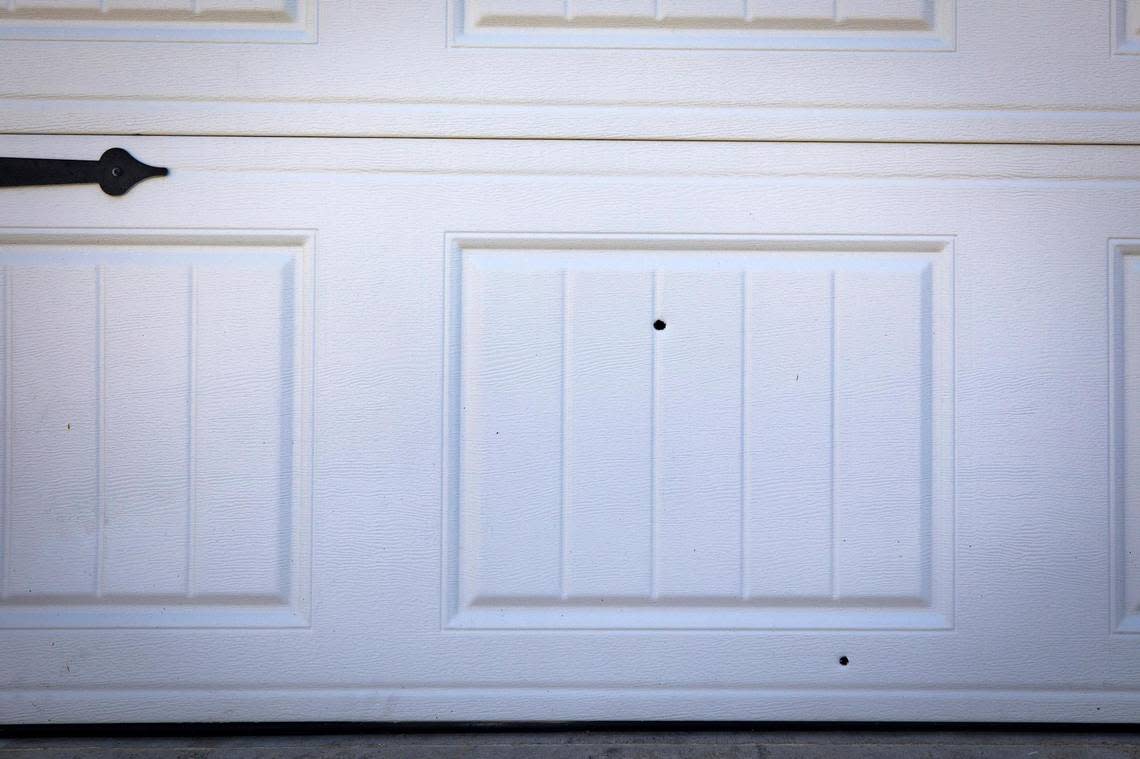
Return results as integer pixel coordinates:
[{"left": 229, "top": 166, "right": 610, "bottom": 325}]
[
  {"left": 0, "top": 1, "right": 1138, "bottom": 142},
  {"left": 0, "top": 136, "right": 1137, "bottom": 723}
]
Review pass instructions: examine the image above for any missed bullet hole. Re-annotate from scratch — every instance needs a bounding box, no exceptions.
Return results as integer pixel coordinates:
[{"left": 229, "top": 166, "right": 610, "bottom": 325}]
[
  {"left": 839, "top": 656, "right": 850, "bottom": 666},
  {"left": 653, "top": 319, "right": 667, "bottom": 331}
]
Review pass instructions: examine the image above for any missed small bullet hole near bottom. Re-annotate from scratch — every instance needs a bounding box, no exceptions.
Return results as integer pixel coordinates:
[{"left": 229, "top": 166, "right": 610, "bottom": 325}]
[
  {"left": 653, "top": 320, "right": 667, "bottom": 331},
  {"left": 838, "top": 656, "right": 850, "bottom": 666}
]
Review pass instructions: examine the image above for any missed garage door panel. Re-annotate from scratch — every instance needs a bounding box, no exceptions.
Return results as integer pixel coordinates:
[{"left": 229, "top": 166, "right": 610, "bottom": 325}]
[
  {"left": 0, "top": 230, "right": 311, "bottom": 629},
  {"left": 0, "top": 138, "right": 1136, "bottom": 721},
  {"left": 0, "top": 2, "right": 1137, "bottom": 141},
  {"left": 446, "top": 235, "right": 952, "bottom": 630}
]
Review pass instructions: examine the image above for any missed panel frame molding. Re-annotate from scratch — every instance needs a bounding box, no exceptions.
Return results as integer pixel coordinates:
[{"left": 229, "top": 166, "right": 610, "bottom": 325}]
[
  {"left": 0, "top": 228, "right": 315, "bottom": 630},
  {"left": 443, "top": 232, "right": 956, "bottom": 632}
]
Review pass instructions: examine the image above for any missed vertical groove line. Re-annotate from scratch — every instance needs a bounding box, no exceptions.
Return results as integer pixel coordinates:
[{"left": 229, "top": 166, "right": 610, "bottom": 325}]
[
  {"left": 649, "top": 270, "right": 661, "bottom": 600},
  {"left": 187, "top": 266, "right": 198, "bottom": 598},
  {"left": 559, "top": 268, "right": 571, "bottom": 600},
  {"left": 920, "top": 263, "right": 935, "bottom": 602},
  {"left": 1, "top": 269, "right": 10, "bottom": 599},
  {"left": 441, "top": 239, "right": 453, "bottom": 624},
  {"left": 1110, "top": 244, "right": 1123, "bottom": 629},
  {"left": 743, "top": 0, "right": 751, "bottom": 22},
  {"left": 654, "top": 0, "right": 663, "bottom": 21},
  {"left": 94, "top": 265, "right": 105, "bottom": 598},
  {"left": 739, "top": 271, "right": 749, "bottom": 600},
  {"left": 1109, "top": 244, "right": 1120, "bottom": 630},
  {"left": 828, "top": 271, "right": 838, "bottom": 601},
  {"left": 563, "top": 0, "right": 572, "bottom": 20}
]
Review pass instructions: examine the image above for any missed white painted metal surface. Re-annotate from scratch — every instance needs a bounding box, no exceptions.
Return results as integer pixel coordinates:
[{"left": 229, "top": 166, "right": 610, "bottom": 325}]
[
  {"left": 0, "top": 136, "right": 1137, "bottom": 723},
  {"left": 0, "top": 1, "right": 1138, "bottom": 142}
]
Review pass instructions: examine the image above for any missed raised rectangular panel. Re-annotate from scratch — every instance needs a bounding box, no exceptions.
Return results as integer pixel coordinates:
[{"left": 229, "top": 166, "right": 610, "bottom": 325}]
[
  {"left": 1111, "top": 241, "right": 1140, "bottom": 633},
  {"left": 453, "top": 0, "right": 954, "bottom": 50},
  {"left": 0, "top": 0, "right": 313, "bottom": 42},
  {"left": 1117, "top": 0, "right": 1140, "bottom": 53},
  {"left": 0, "top": 231, "right": 312, "bottom": 628},
  {"left": 445, "top": 234, "right": 954, "bottom": 630}
]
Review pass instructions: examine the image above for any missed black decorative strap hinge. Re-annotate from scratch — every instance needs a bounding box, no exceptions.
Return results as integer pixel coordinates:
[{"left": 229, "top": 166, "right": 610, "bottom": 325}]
[{"left": 0, "top": 148, "right": 168, "bottom": 196}]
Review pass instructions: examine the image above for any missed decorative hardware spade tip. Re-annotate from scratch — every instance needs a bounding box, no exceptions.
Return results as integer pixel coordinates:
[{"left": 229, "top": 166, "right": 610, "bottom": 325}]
[{"left": 0, "top": 147, "right": 168, "bottom": 196}]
